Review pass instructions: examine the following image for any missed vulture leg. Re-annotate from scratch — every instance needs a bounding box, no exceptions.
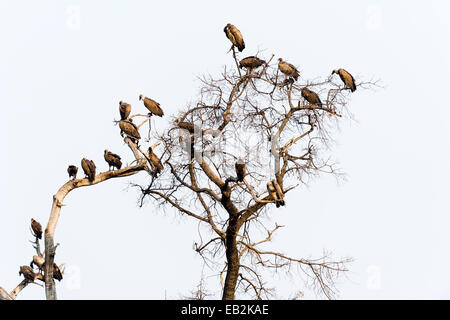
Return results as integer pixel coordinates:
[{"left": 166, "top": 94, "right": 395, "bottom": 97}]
[{"left": 147, "top": 113, "right": 152, "bottom": 142}]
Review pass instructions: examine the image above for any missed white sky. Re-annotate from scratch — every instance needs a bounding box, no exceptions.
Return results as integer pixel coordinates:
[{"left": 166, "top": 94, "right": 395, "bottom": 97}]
[{"left": 1, "top": 0, "right": 450, "bottom": 299}]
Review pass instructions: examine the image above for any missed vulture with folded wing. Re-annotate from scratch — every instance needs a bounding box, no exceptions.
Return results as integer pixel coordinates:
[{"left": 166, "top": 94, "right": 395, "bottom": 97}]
[
  {"left": 235, "top": 159, "right": 246, "bottom": 182},
  {"left": 31, "top": 218, "right": 42, "bottom": 239},
  {"left": 224, "top": 23, "right": 245, "bottom": 52},
  {"left": 332, "top": 68, "right": 356, "bottom": 92},
  {"left": 119, "top": 119, "right": 141, "bottom": 142},
  {"left": 104, "top": 150, "right": 122, "bottom": 171},
  {"left": 272, "top": 180, "right": 285, "bottom": 207},
  {"left": 67, "top": 165, "right": 78, "bottom": 180},
  {"left": 147, "top": 146, "right": 163, "bottom": 176},
  {"left": 119, "top": 101, "right": 131, "bottom": 120},
  {"left": 53, "top": 263, "right": 63, "bottom": 281},
  {"left": 19, "top": 266, "right": 36, "bottom": 282},
  {"left": 239, "top": 56, "right": 265, "bottom": 71},
  {"left": 301, "top": 87, "right": 322, "bottom": 106},
  {"left": 81, "top": 158, "right": 96, "bottom": 182},
  {"left": 278, "top": 58, "right": 299, "bottom": 81},
  {"left": 139, "top": 94, "right": 164, "bottom": 117},
  {"left": 176, "top": 119, "right": 196, "bottom": 134}
]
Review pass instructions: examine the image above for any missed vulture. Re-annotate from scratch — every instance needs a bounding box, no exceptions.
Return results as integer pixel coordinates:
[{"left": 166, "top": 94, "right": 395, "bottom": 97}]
[
  {"left": 104, "top": 150, "right": 122, "bottom": 171},
  {"left": 139, "top": 95, "right": 164, "bottom": 117},
  {"left": 19, "top": 266, "right": 36, "bottom": 282},
  {"left": 267, "top": 180, "right": 285, "bottom": 208},
  {"left": 147, "top": 146, "right": 164, "bottom": 176},
  {"left": 239, "top": 56, "right": 265, "bottom": 71},
  {"left": 53, "top": 263, "right": 63, "bottom": 281},
  {"left": 176, "top": 119, "right": 196, "bottom": 134},
  {"left": 332, "top": 68, "right": 356, "bottom": 92},
  {"left": 278, "top": 58, "right": 299, "bottom": 81},
  {"left": 31, "top": 218, "right": 42, "bottom": 239},
  {"left": 224, "top": 23, "right": 245, "bottom": 52},
  {"left": 272, "top": 180, "right": 285, "bottom": 207},
  {"left": 30, "top": 255, "right": 45, "bottom": 271},
  {"left": 81, "top": 158, "right": 96, "bottom": 182},
  {"left": 67, "top": 165, "right": 78, "bottom": 180},
  {"left": 119, "top": 101, "right": 131, "bottom": 120},
  {"left": 301, "top": 87, "right": 322, "bottom": 106},
  {"left": 119, "top": 119, "right": 141, "bottom": 142},
  {"left": 235, "top": 159, "right": 246, "bottom": 182}
]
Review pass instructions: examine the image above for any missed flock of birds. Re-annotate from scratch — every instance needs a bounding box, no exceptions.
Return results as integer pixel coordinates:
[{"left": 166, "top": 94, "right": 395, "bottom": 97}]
[{"left": 18, "top": 219, "right": 63, "bottom": 283}]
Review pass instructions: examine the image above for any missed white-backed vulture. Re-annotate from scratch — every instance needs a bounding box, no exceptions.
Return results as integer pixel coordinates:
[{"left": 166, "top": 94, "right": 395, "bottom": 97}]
[
  {"left": 235, "top": 159, "right": 246, "bottom": 182},
  {"left": 119, "top": 119, "right": 141, "bottom": 142},
  {"left": 31, "top": 218, "right": 42, "bottom": 239},
  {"left": 301, "top": 87, "right": 322, "bottom": 106},
  {"left": 176, "top": 119, "right": 196, "bottom": 134},
  {"left": 278, "top": 58, "right": 299, "bottom": 81},
  {"left": 224, "top": 23, "right": 245, "bottom": 52},
  {"left": 19, "top": 266, "right": 35, "bottom": 282},
  {"left": 81, "top": 158, "right": 96, "bottom": 182},
  {"left": 267, "top": 180, "right": 285, "bottom": 208},
  {"left": 272, "top": 180, "right": 285, "bottom": 207},
  {"left": 30, "top": 255, "right": 45, "bottom": 271},
  {"left": 119, "top": 101, "right": 131, "bottom": 120},
  {"left": 104, "top": 150, "right": 122, "bottom": 171},
  {"left": 67, "top": 165, "right": 78, "bottom": 180},
  {"left": 239, "top": 56, "right": 265, "bottom": 71},
  {"left": 139, "top": 94, "right": 164, "bottom": 117},
  {"left": 147, "top": 146, "right": 164, "bottom": 176},
  {"left": 332, "top": 68, "right": 356, "bottom": 92}
]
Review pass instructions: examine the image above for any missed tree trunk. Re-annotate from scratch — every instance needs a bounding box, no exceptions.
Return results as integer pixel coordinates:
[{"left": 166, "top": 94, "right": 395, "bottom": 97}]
[{"left": 222, "top": 216, "right": 240, "bottom": 300}]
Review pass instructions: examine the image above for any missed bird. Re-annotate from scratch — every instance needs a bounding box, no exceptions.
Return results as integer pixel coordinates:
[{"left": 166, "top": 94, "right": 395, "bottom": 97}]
[
  {"left": 104, "top": 150, "right": 122, "bottom": 171},
  {"left": 272, "top": 180, "right": 285, "bottom": 207},
  {"left": 19, "top": 266, "right": 36, "bottom": 282},
  {"left": 30, "top": 255, "right": 45, "bottom": 271},
  {"left": 176, "top": 119, "right": 196, "bottom": 134},
  {"left": 278, "top": 58, "right": 299, "bottom": 81},
  {"left": 119, "top": 101, "right": 131, "bottom": 120},
  {"left": 119, "top": 119, "right": 141, "bottom": 142},
  {"left": 31, "top": 218, "right": 42, "bottom": 239},
  {"left": 235, "top": 159, "right": 246, "bottom": 182},
  {"left": 53, "top": 263, "right": 63, "bottom": 281},
  {"left": 301, "top": 87, "right": 322, "bottom": 106},
  {"left": 67, "top": 165, "right": 78, "bottom": 180},
  {"left": 332, "top": 68, "right": 356, "bottom": 92},
  {"left": 224, "top": 23, "right": 245, "bottom": 52},
  {"left": 267, "top": 180, "right": 285, "bottom": 208},
  {"left": 239, "top": 56, "right": 265, "bottom": 71},
  {"left": 147, "top": 146, "right": 163, "bottom": 176},
  {"left": 139, "top": 94, "right": 164, "bottom": 117},
  {"left": 81, "top": 158, "right": 96, "bottom": 182}
]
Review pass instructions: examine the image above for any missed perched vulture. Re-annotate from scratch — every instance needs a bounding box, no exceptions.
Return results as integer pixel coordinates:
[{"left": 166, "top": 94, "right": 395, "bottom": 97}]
[
  {"left": 81, "top": 158, "right": 96, "bottom": 182},
  {"left": 119, "top": 119, "right": 141, "bottom": 142},
  {"left": 104, "top": 150, "right": 122, "bottom": 171},
  {"left": 267, "top": 181, "right": 285, "bottom": 208},
  {"left": 19, "top": 266, "right": 36, "bottom": 282},
  {"left": 31, "top": 218, "right": 42, "bottom": 239},
  {"left": 301, "top": 87, "right": 322, "bottom": 106},
  {"left": 278, "top": 58, "right": 299, "bottom": 81},
  {"left": 53, "top": 263, "right": 63, "bottom": 281},
  {"left": 67, "top": 165, "right": 78, "bottom": 180},
  {"left": 147, "top": 146, "right": 164, "bottom": 176},
  {"left": 224, "top": 23, "right": 245, "bottom": 52},
  {"left": 119, "top": 101, "right": 131, "bottom": 120},
  {"left": 235, "top": 159, "right": 246, "bottom": 182},
  {"left": 176, "top": 119, "right": 195, "bottom": 134},
  {"left": 332, "top": 68, "right": 356, "bottom": 92},
  {"left": 272, "top": 180, "right": 285, "bottom": 207},
  {"left": 30, "top": 255, "right": 45, "bottom": 271},
  {"left": 239, "top": 56, "right": 265, "bottom": 71},
  {"left": 139, "top": 95, "right": 164, "bottom": 117}
]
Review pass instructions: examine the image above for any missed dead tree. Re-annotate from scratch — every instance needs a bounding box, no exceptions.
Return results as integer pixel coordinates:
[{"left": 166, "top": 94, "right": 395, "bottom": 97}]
[
  {"left": 136, "top": 48, "right": 376, "bottom": 299},
  {"left": 0, "top": 113, "right": 153, "bottom": 300}
]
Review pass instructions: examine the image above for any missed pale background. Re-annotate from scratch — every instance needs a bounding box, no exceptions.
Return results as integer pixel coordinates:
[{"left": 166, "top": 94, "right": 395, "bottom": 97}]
[{"left": 1, "top": 0, "right": 449, "bottom": 299}]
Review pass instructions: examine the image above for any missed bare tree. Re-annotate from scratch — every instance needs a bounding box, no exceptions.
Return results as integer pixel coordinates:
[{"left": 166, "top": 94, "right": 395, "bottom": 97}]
[
  {"left": 136, "top": 47, "right": 376, "bottom": 300},
  {"left": 0, "top": 27, "right": 376, "bottom": 301}
]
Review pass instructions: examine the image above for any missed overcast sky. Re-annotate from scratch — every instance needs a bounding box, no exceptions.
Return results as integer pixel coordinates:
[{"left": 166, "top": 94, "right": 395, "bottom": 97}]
[{"left": 1, "top": 0, "right": 450, "bottom": 299}]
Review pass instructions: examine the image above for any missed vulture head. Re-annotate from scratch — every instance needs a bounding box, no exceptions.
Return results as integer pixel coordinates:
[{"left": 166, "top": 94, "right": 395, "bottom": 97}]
[
  {"left": 278, "top": 58, "right": 283, "bottom": 62},
  {"left": 104, "top": 149, "right": 109, "bottom": 155},
  {"left": 139, "top": 94, "right": 144, "bottom": 101},
  {"left": 119, "top": 100, "right": 123, "bottom": 105},
  {"left": 331, "top": 69, "right": 338, "bottom": 75}
]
